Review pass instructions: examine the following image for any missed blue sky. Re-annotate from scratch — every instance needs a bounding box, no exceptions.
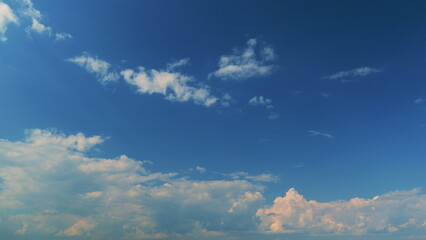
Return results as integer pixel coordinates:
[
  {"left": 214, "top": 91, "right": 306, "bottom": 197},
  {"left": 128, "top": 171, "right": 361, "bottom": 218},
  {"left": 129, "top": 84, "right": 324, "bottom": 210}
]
[{"left": 1, "top": 0, "right": 426, "bottom": 239}]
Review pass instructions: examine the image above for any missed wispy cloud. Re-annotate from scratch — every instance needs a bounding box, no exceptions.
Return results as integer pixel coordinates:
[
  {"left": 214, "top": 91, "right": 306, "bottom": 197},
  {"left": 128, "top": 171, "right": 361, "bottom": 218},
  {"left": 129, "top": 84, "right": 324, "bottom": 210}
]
[
  {"left": 257, "top": 188, "right": 426, "bottom": 235},
  {"left": 323, "top": 67, "right": 381, "bottom": 82},
  {"left": 209, "top": 38, "right": 275, "bottom": 81},
  {"left": 0, "top": 129, "right": 266, "bottom": 239},
  {"left": 55, "top": 32, "right": 72, "bottom": 41},
  {"left": 67, "top": 53, "right": 119, "bottom": 84},
  {"left": 248, "top": 96, "right": 279, "bottom": 120},
  {"left": 227, "top": 171, "right": 279, "bottom": 183},
  {"left": 167, "top": 57, "right": 190, "bottom": 70},
  {"left": 307, "top": 130, "right": 333, "bottom": 139},
  {"left": 0, "top": 2, "right": 18, "bottom": 41},
  {"left": 415, "top": 98, "right": 425, "bottom": 105}
]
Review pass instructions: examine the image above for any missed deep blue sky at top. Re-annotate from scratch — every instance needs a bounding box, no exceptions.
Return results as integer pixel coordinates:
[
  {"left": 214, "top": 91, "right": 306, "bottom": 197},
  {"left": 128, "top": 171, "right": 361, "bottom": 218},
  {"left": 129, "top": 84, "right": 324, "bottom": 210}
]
[{"left": 1, "top": 0, "right": 426, "bottom": 202}]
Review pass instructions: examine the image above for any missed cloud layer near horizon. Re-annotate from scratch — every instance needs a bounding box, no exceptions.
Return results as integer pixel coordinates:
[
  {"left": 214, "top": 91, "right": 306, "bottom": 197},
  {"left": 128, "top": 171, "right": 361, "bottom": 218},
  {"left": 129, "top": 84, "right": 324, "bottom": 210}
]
[
  {"left": 1, "top": 129, "right": 426, "bottom": 239},
  {"left": 0, "top": 129, "right": 266, "bottom": 239}
]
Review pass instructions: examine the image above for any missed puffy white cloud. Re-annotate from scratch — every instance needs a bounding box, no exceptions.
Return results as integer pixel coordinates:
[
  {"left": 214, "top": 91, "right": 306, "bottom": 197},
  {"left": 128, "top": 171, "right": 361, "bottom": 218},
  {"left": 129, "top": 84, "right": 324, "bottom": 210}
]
[
  {"left": 307, "top": 130, "right": 333, "bottom": 139},
  {"left": 121, "top": 66, "right": 219, "bottom": 107},
  {"left": 210, "top": 38, "right": 275, "bottom": 80},
  {"left": 0, "top": 129, "right": 266, "bottom": 239},
  {"left": 0, "top": 2, "right": 18, "bottom": 41},
  {"left": 67, "top": 53, "right": 119, "bottom": 84},
  {"left": 257, "top": 188, "right": 426, "bottom": 235},
  {"left": 323, "top": 67, "right": 381, "bottom": 81}
]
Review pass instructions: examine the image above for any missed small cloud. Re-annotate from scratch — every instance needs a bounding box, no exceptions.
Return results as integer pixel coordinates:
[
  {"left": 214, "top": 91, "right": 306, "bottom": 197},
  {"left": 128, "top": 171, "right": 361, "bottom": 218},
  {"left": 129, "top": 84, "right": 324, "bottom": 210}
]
[
  {"left": 307, "top": 130, "right": 333, "bottom": 139},
  {"left": 248, "top": 96, "right": 279, "bottom": 120},
  {"left": 27, "top": 18, "right": 51, "bottom": 35},
  {"left": 324, "top": 67, "right": 381, "bottom": 81},
  {"left": 195, "top": 166, "right": 206, "bottom": 174},
  {"left": 0, "top": 2, "right": 19, "bottom": 41},
  {"left": 55, "top": 32, "right": 73, "bottom": 41},
  {"left": 321, "top": 92, "right": 330, "bottom": 98},
  {"left": 167, "top": 58, "right": 190, "bottom": 70},
  {"left": 415, "top": 98, "right": 425, "bottom": 105},
  {"left": 209, "top": 38, "right": 275, "bottom": 81},
  {"left": 67, "top": 52, "right": 119, "bottom": 84},
  {"left": 248, "top": 96, "right": 272, "bottom": 106}
]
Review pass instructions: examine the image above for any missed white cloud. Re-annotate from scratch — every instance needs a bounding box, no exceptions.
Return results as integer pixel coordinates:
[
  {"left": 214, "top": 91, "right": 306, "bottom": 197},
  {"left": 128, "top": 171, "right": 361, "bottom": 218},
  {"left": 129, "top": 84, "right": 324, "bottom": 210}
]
[
  {"left": 67, "top": 53, "right": 119, "bottom": 84},
  {"left": 167, "top": 58, "right": 190, "bottom": 70},
  {"left": 323, "top": 67, "right": 381, "bottom": 81},
  {"left": 0, "top": 2, "right": 18, "bottom": 41},
  {"left": 209, "top": 38, "right": 275, "bottom": 80},
  {"left": 121, "top": 66, "right": 219, "bottom": 107},
  {"left": 248, "top": 96, "right": 272, "bottom": 106},
  {"left": 0, "top": 129, "right": 266, "bottom": 239},
  {"left": 16, "top": 0, "right": 72, "bottom": 40},
  {"left": 257, "top": 188, "right": 426, "bottom": 235},
  {"left": 195, "top": 166, "right": 206, "bottom": 173},
  {"left": 55, "top": 32, "right": 72, "bottom": 41},
  {"left": 27, "top": 18, "right": 51, "bottom": 35},
  {"left": 307, "top": 130, "right": 333, "bottom": 139},
  {"left": 248, "top": 96, "right": 279, "bottom": 120}
]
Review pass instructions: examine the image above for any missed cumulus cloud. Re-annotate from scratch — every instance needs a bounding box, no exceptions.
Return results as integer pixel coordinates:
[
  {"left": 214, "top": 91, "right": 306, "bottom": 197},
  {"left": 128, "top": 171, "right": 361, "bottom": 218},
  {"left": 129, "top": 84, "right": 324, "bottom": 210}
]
[
  {"left": 0, "top": 2, "right": 18, "bottom": 41},
  {"left": 323, "top": 67, "right": 381, "bottom": 82},
  {"left": 0, "top": 129, "right": 266, "bottom": 239},
  {"left": 257, "top": 188, "right": 426, "bottom": 235},
  {"left": 121, "top": 65, "right": 219, "bottom": 107},
  {"left": 248, "top": 96, "right": 279, "bottom": 120},
  {"left": 307, "top": 130, "right": 333, "bottom": 139},
  {"left": 209, "top": 38, "right": 275, "bottom": 80},
  {"left": 67, "top": 53, "right": 119, "bottom": 84}
]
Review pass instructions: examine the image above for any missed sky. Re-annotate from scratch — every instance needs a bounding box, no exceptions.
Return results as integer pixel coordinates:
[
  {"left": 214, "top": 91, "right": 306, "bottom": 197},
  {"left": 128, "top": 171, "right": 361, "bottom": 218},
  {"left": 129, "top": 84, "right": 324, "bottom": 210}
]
[{"left": 1, "top": 0, "right": 426, "bottom": 239}]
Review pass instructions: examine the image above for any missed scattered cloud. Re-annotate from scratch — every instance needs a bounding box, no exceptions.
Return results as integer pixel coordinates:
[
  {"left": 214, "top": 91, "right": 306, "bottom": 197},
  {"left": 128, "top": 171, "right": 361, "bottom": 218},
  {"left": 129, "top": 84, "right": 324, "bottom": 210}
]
[
  {"left": 195, "top": 166, "right": 206, "bottom": 173},
  {"left": 69, "top": 53, "right": 228, "bottom": 107},
  {"left": 167, "top": 58, "right": 190, "bottom": 70},
  {"left": 257, "top": 188, "right": 426, "bottom": 235},
  {"left": 55, "top": 32, "right": 72, "bottom": 41},
  {"left": 209, "top": 38, "right": 275, "bottom": 81},
  {"left": 248, "top": 96, "right": 272, "bottom": 106},
  {"left": 27, "top": 18, "right": 51, "bottom": 35},
  {"left": 248, "top": 96, "right": 279, "bottom": 120},
  {"left": 0, "top": 129, "right": 266, "bottom": 239},
  {"left": 121, "top": 66, "right": 219, "bottom": 107},
  {"left": 67, "top": 52, "right": 119, "bottom": 84},
  {"left": 307, "top": 130, "right": 333, "bottom": 139},
  {"left": 0, "top": 0, "right": 73, "bottom": 41},
  {"left": 323, "top": 67, "right": 381, "bottom": 82},
  {"left": 0, "top": 2, "right": 18, "bottom": 41}
]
